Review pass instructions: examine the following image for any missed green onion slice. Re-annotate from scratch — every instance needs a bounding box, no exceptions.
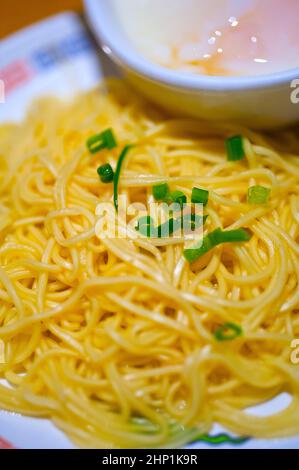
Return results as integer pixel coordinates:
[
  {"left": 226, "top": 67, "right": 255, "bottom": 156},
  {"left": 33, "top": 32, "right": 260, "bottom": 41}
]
[
  {"left": 136, "top": 214, "right": 208, "bottom": 239},
  {"left": 152, "top": 185, "right": 187, "bottom": 210},
  {"left": 209, "top": 227, "right": 251, "bottom": 244},
  {"left": 153, "top": 183, "right": 169, "bottom": 201},
  {"left": 114, "top": 145, "right": 133, "bottom": 211},
  {"left": 184, "top": 227, "right": 251, "bottom": 263},
  {"left": 136, "top": 216, "right": 157, "bottom": 237},
  {"left": 97, "top": 163, "right": 114, "bottom": 183},
  {"left": 166, "top": 190, "right": 187, "bottom": 208},
  {"left": 87, "top": 129, "right": 117, "bottom": 154},
  {"left": 157, "top": 218, "right": 176, "bottom": 238},
  {"left": 183, "top": 235, "right": 213, "bottom": 263},
  {"left": 181, "top": 213, "right": 209, "bottom": 232},
  {"left": 247, "top": 185, "right": 271, "bottom": 205},
  {"left": 103, "top": 129, "right": 118, "bottom": 150},
  {"left": 226, "top": 135, "right": 245, "bottom": 161},
  {"left": 195, "top": 433, "right": 249, "bottom": 445},
  {"left": 191, "top": 187, "right": 209, "bottom": 206},
  {"left": 136, "top": 217, "right": 177, "bottom": 238},
  {"left": 214, "top": 322, "right": 243, "bottom": 341}
]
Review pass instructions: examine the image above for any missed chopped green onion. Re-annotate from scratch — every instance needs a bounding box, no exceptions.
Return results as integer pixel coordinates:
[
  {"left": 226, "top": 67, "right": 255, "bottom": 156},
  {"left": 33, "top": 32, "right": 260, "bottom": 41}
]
[
  {"left": 181, "top": 213, "right": 209, "bottom": 232},
  {"left": 157, "top": 218, "right": 176, "bottom": 238},
  {"left": 153, "top": 183, "right": 169, "bottom": 201},
  {"left": 214, "top": 322, "right": 243, "bottom": 341},
  {"left": 195, "top": 433, "right": 249, "bottom": 445},
  {"left": 114, "top": 145, "right": 133, "bottom": 211},
  {"left": 152, "top": 185, "right": 187, "bottom": 209},
  {"left": 87, "top": 129, "right": 117, "bottom": 154},
  {"left": 184, "top": 235, "right": 214, "bottom": 263},
  {"left": 87, "top": 134, "right": 105, "bottom": 153},
  {"left": 226, "top": 135, "right": 245, "bottom": 161},
  {"left": 209, "top": 227, "right": 251, "bottom": 244},
  {"left": 102, "top": 129, "right": 118, "bottom": 150},
  {"left": 191, "top": 187, "right": 209, "bottom": 206},
  {"left": 136, "top": 214, "right": 208, "bottom": 239},
  {"left": 247, "top": 185, "right": 271, "bottom": 205},
  {"left": 184, "top": 227, "right": 251, "bottom": 263},
  {"left": 97, "top": 163, "right": 114, "bottom": 183},
  {"left": 136, "top": 217, "right": 177, "bottom": 238},
  {"left": 137, "top": 216, "right": 153, "bottom": 227},
  {"left": 166, "top": 190, "right": 187, "bottom": 208},
  {"left": 136, "top": 216, "right": 156, "bottom": 237}
]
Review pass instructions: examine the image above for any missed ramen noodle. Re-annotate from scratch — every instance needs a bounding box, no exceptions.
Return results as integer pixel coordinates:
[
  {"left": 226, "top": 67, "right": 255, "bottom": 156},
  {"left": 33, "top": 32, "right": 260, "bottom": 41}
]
[{"left": 0, "top": 81, "right": 299, "bottom": 448}]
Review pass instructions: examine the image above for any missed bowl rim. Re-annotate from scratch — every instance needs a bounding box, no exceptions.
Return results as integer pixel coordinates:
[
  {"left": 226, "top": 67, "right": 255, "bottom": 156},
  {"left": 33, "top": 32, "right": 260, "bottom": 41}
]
[{"left": 85, "top": 0, "right": 299, "bottom": 92}]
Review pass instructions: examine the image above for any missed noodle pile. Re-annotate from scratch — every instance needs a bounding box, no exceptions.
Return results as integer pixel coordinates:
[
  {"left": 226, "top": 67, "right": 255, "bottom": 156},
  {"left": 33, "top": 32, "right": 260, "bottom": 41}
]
[{"left": 0, "top": 80, "right": 299, "bottom": 448}]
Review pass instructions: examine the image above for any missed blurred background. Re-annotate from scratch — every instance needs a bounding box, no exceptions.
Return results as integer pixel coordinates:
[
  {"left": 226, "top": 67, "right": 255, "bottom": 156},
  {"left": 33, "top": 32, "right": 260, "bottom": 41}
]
[{"left": 0, "top": 0, "right": 83, "bottom": 38}]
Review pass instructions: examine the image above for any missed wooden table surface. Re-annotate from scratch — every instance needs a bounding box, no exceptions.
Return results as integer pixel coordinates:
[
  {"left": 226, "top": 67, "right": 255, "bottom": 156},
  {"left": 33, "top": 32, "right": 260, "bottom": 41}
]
[{"left": 1, "top": 0, "right": 83, "bottom": 39}]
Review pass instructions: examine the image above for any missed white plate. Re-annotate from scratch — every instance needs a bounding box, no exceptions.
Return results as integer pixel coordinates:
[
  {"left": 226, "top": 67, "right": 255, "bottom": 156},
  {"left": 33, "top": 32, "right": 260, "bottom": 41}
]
[{"left": 0, "top": 12, "right": 298, "bottom": 450}]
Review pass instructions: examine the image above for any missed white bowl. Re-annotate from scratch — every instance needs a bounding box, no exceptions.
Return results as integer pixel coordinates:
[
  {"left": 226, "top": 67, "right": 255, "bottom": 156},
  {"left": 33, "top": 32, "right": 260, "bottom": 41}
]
[{"left": 84, "top": 0, "right": 299, "bottom": 129}]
